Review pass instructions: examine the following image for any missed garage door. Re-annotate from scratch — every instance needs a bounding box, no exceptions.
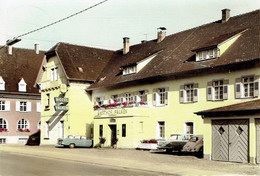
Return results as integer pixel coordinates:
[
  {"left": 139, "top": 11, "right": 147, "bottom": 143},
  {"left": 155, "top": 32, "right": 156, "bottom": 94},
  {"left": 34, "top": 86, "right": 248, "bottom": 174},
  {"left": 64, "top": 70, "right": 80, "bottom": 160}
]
[
  {"left": 212, "top": 119, "right": 249, "bottom": 163},
  {"left": 256, "top": 119, "right": 260, "bottom": 163}
]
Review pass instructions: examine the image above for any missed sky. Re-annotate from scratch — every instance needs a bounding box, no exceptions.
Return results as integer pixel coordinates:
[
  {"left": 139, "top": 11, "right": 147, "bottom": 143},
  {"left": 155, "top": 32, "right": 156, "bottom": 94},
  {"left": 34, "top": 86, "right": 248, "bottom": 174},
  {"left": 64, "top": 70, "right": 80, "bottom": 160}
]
[{"left": 0, "top": 0, "right": 259, "bottom": 51}]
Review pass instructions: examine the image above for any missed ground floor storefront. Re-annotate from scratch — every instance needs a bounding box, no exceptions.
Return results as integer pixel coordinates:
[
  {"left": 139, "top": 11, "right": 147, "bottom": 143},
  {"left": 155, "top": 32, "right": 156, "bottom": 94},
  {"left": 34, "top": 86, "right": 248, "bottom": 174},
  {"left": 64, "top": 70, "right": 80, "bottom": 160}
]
[{"left": 196, "top": 99, "right": 260, "bottom": 164}]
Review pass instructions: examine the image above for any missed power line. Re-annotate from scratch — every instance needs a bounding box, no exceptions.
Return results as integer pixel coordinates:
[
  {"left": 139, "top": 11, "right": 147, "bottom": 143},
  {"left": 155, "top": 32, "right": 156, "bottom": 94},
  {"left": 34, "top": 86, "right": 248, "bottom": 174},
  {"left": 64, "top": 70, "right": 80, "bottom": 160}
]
[
  {"left": 17, "top": 0, "right": 108, "bottom": 38},
  {"left": 1, "top": 0, "right": 108, "bottom": 49}
]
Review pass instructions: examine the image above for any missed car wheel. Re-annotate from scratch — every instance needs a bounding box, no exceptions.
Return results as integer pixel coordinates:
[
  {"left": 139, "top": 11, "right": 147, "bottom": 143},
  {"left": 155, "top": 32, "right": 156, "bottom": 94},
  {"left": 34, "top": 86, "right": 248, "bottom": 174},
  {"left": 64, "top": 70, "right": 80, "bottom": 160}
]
[
  {"left": 69, "top": 143, "right": 75, "bottom": 148},
  {"left": 196, "top": 147, "right": 203, "bottom": 158}
]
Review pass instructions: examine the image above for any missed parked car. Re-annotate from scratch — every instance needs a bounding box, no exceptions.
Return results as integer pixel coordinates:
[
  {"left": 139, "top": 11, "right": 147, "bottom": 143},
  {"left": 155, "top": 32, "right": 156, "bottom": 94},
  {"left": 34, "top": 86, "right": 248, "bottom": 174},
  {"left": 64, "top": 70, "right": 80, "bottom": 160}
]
[
  {"left": 182, "top": 135, "right": 203, "bottom": 157},
  {"left": 158, "top": 134, "right": 193, "bottom": 153},
  {"left": 57, "top": 135, "right": 93, "bottom": 148}
]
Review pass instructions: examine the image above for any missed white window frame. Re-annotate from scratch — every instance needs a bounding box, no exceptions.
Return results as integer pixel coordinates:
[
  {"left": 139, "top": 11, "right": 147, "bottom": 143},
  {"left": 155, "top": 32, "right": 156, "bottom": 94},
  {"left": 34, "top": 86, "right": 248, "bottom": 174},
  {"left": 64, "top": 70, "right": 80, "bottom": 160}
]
[
  {"left": 196, "top": 48, "right": 219, "bottom": 61},
  {"left": 17, "top": 119, "right": 29, "bottom": 130},
  {"left": 16, "top": 101, "right": 31, "bottom": 112},
  {"left": 0, "top": 77, "right": 5, "bottom": 90},
  {"left": 184, "top": 122, "right": 194, "bottom": 134},
  {"left": 157, "top": 121, "right": 165, "bottom": 139},
  {"left": 37, "top": 102, "right": 41, "bottom": 112},
  {"left": 235, "top": 76, "right": 259, "bottom": 99},
  {"left": 153, "top": 88, "right": 168, "bottom": 106},
  {"left": 51, "top": 67, "right": 58, "bottom": 82},
  {"left": 123, "top": 65, "right": 137, "bottom": 75},
  {"left": 0, "top": 101, "right": 6, "bottom": 111},
  {"left": 243, "top": 76, "right": 254, "bottom": 98},
  {"left": 18, "top": 78, "right": 27, "bottom": 92},
  {"left": 180, "top": 84, "right": 198, "bottom": 103},
  {"left": 0, "top": 118, "right": 7, "bottom": 129},
  {"left": 208, "top": 80, "right": 228, "bottom": 101}
]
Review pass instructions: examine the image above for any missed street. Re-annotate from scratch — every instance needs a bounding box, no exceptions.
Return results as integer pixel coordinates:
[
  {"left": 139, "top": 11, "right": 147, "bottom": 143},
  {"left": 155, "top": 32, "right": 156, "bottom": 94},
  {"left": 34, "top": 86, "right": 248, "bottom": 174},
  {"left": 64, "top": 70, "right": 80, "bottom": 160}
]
[
  {"left": 0, "top": 151, "right": 171, "bottom": 176},
  {"left": 0, "top": 144, "right": 260, "bottom": 176}
]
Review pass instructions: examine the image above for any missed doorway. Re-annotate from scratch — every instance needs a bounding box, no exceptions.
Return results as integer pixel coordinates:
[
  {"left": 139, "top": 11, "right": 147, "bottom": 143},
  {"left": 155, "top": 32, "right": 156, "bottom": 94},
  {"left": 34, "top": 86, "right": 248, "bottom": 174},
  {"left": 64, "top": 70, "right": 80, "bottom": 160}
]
[{"left": 109, "top": 125, "right": 117, "bottom": 147}]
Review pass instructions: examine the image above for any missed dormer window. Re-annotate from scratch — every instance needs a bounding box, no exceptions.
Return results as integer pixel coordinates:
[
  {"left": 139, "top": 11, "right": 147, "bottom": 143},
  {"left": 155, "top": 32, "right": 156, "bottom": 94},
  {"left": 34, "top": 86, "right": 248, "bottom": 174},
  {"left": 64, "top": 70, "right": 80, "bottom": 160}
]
[
  {"left": 0, "top": 77, "right": 5, "bottom": 91},
  {"left": 196, "top": 48, "right": 219, "bottom": 61},
  {"left": 51, "top": 67, "right": 58, "bottom": 81},
  {"left": 18, "top": 78, "right": 27, "bottom": 92},
  {"left": 123, "top": 65, "right": 137, "bottom": 75}
]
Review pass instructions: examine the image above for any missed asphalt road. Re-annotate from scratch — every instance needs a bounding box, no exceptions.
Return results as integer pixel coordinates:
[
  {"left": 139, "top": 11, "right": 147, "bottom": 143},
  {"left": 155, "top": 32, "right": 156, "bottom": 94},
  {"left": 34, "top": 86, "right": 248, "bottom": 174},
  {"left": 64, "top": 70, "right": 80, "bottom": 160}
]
[{"left": 0, "top": 151, "right": 172, "bottom": 176}]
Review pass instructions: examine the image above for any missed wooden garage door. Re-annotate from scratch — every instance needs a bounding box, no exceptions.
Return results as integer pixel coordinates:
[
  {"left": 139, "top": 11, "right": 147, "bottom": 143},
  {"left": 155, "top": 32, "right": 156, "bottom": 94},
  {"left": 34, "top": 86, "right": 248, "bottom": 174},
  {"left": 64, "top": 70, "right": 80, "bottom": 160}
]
[
  {"left": 212, "top": 119, "right": 248, "bottom": 163},
  {"left": 256, "top": 119, "right": 260, "bottom": 164}
]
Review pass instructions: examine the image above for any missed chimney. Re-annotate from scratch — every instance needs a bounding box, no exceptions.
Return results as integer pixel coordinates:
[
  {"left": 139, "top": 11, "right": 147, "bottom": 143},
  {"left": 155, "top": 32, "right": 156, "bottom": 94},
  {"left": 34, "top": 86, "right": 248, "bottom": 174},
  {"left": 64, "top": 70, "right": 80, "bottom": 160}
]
[
  {"left": 157, "top": 27, "right": 167, "bottom": 43},
  {"left": 123, "top": 37, "right": 130, "bottom": 55},
  {"left": 222, "top": 9, "right": 230, "bottom": 23},
  {"left": 7, "top": 45, "right": 12, "bottom": 55},
  {"left": 34, "top": 43, "right": 39, "bottom": 54}
]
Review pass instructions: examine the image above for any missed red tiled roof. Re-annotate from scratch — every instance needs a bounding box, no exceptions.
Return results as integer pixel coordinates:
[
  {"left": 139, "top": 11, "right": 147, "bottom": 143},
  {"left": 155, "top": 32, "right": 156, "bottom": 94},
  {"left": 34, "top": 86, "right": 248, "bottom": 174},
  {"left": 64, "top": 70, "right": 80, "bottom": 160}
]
[
  {"left": 46, "top": 42, "right": 114, "bottom": 81},
  {"left": 88, "top": 9, "right": 260, "bottom": 90},
  {"left": 195, "top": 99, "right": 260, "bottom": 117},
  {"left": 0, "top": 47, "right": 45, "bottom": 94}
]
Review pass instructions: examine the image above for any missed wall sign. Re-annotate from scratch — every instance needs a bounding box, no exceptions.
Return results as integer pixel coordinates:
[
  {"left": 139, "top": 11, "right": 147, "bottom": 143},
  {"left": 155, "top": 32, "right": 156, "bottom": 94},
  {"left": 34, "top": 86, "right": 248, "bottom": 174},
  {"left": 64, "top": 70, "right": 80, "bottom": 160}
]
[
  {"left": 54, "top": 97, "right": 69, "bottom": 103},
  {"left": 97, "top": 108, "right": 127, "bottom": 117},
  {"left": 54, "top": 105, "right": 68, "bottom": 111}
]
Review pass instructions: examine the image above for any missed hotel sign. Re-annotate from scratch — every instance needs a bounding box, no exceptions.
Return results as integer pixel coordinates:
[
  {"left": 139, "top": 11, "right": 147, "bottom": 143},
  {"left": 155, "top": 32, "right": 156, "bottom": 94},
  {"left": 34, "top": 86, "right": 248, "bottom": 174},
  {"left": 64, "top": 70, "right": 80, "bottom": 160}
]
[
  {"left": 54, "top": 97, "right": 69, "bottom": 103},
  {"left": 97, "top": 108, "right": 127, "bottom": 117},
  {"left": 54, "top": 105, "right": 68, "bottom": 111}
]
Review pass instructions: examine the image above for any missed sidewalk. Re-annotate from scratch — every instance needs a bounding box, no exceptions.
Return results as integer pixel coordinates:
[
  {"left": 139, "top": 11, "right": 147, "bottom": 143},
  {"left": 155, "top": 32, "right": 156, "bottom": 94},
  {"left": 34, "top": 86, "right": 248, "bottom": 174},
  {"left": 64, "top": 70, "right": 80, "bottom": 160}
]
[{"left": 1, "top": 144, "right": 260, "bottom": 176}]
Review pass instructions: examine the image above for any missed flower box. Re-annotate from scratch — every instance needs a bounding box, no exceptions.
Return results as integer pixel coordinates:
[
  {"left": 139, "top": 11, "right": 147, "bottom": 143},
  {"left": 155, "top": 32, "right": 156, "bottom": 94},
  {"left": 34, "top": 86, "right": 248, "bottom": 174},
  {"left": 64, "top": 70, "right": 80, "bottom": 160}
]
[
  {"left": 25, "top": 129, "right": 30, "bottom": 132},
  {"left": 0, "top": 128, "right": 7, "bottom": 132}
]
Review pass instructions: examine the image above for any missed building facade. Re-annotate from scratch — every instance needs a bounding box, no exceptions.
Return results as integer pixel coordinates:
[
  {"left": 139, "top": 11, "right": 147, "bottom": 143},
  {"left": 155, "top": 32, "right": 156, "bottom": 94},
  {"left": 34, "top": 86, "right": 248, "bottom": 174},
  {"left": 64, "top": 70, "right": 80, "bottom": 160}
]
[
  {"left": 37, "top": 9, "right": 260, "bottom": 163},
  {"left": 0, "top": 45, "right": 44, "bottom": 144},
  {"left": 36, "top": 43, "right": 113, "bottom": 144}
]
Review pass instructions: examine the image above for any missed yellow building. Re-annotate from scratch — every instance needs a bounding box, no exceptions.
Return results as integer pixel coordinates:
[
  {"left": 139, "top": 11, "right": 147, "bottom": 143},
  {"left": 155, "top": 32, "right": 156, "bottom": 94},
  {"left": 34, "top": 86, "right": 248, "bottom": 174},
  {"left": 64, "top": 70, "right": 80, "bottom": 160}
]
[
  {"left": 36, "top": 9, "right": 260, "bottom": 164},
  {"left": 87, "top": 9, "right": 260, "bottom": 164},
  {"left": 36, "top": 43, "right": 113, "bottom": 144}
]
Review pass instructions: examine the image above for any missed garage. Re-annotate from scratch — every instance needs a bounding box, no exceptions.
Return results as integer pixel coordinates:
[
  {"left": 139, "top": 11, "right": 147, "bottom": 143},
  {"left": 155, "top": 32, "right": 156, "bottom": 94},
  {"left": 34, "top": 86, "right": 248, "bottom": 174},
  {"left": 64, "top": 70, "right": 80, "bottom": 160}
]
[{"left": 212, "top": 119, "right": 249, "bottom": 163}]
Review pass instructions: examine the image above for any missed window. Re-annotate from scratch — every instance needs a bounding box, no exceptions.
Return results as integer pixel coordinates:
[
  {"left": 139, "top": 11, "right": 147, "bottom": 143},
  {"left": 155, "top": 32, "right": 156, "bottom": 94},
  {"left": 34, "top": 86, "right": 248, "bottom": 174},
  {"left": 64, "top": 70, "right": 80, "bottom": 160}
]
[
  {"left": 99, "top": 125, "right": 103, "bottom": 137},
  {"left": 0, "top": 118, "right": 7, "bottom": 129},
  {"left": 138, "top": 90, "right": 148, "bottom": 104},
  {"left": 0, "top": 77, "right": 5, "bottom": 90},
  {"left": 157, "top": 121, "right": 165, "bottom": 138},
  {"left": 208, "top": 80, "right": 229, "bottom": 101},
  {"left": 18, "top": 78, "right": 27, "bottom": 92},
  {"left": 196, "top": 48, "right": 219, "bottom": 61},
  {"left": 0, "top": 101, "right": 5, "bottom": 111},
  {"left": 185, "top": 122, "right": 194, "bottom": 134},
  {"left": 122, "top": 124, "right": 126, "bottom": 137},
  {"left": 180, "top": 84, "right": 198, "bottom": 103},
  {"left": 51, "top": 67, "right": 58, "bottom": 81},
  {"left": 123, "top": 65, "right": 137, "bottom": 75},
  {"left": 17, "top": 119, "right": 29, "bottom": 130},
  {"left": 95, "top": 97, "right": 102, "bottom": 106},
  {"left": 46, "top": 93, "right": 50, "bottom": 108},
  {"left": 153, "top": 88, "right": 169, "bottom": 106},
  {"left": 243, "top": 76, "right": 254, "bottom": 97},
  {"left": 16, "top": 101, "right": 31, "bottom": 112},
  {"left": 20, "top": 102, "right": 27, "bottom": 112},
  {"left": 111, "top": 95, "right": 119, "bottom": 103},
  {"left": 235, "top": 76, "right": 259, "bottom": 99}
]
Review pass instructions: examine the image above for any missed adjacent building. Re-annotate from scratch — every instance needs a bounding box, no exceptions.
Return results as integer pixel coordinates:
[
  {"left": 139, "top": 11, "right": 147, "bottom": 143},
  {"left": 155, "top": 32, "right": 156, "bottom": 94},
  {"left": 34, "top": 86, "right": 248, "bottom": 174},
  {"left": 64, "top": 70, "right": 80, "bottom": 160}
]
[
  {"left": 36, "top": 42, "right": 113, "bottom": 144},
  {"left": 37, "top": 9, "right": 260, "bottom": 163},
  {"left": 0, "top": 45, "right": 44, "bottom": 144}
]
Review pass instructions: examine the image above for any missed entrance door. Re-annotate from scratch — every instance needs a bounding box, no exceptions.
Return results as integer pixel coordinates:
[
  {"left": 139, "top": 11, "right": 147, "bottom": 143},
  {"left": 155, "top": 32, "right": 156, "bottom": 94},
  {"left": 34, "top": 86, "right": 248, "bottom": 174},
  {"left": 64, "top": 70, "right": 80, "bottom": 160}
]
[
  {"left": 109, "top": 125, "right": 117, "bottom": 147},
  {"left": 212, "top": 119, "right": 249, "bottom": 163},
  {"left": 256, "top": 119, "right": 260, "bottom": 163}
]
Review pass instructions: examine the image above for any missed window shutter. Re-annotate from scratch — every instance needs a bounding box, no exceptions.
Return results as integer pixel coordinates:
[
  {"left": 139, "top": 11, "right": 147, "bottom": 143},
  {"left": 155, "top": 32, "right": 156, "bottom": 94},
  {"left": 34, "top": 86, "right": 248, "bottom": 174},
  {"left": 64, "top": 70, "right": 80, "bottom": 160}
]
[
  {"left": 37, "top": 102, "right": 41, "bottom": 112},
  {"left": 207, "top": 86, "right": 213, "bottom": 101},
  {"left": 27, "top": 102, "right": 31, "bottom": 112},
  {"left": 223, "top": 85, "right": 228, "bottom": 100},
  {"left": 6, "top": 101, "right": 10, "bottom": 111},
  {"left": 51, "top": 69, "right": 54, "bottom": 82},
  {"left": 235, "top": 83, "right": 242, "bottom": 99},
  {"left": 254, "top": 76, "right": 260, "bottom": 97},
  {"left": 153, "top": 90, "right": 157, "bottom": 106},
  {"left": 165, "top": 91, "right": 168, "bottom": 105},
  {"left": 16, "top": 101, "right": 20, "bottom": 111},
  {"left": 180, "top": 89, "right": 185, "bottom": 103},
  {"left": 135, "top": 95, "right": 141, "bottom": 102},
  {"left": 193, "top": 89, "right": 198, "bottom": 102}
]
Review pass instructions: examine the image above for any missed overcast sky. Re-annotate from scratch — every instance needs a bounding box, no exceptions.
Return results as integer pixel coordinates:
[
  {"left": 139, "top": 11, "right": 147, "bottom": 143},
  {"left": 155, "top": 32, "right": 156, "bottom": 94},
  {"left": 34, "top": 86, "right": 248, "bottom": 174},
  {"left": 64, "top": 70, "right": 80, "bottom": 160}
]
[{"left": 0, "top": 0, "right": 259, "bottom": 51}]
